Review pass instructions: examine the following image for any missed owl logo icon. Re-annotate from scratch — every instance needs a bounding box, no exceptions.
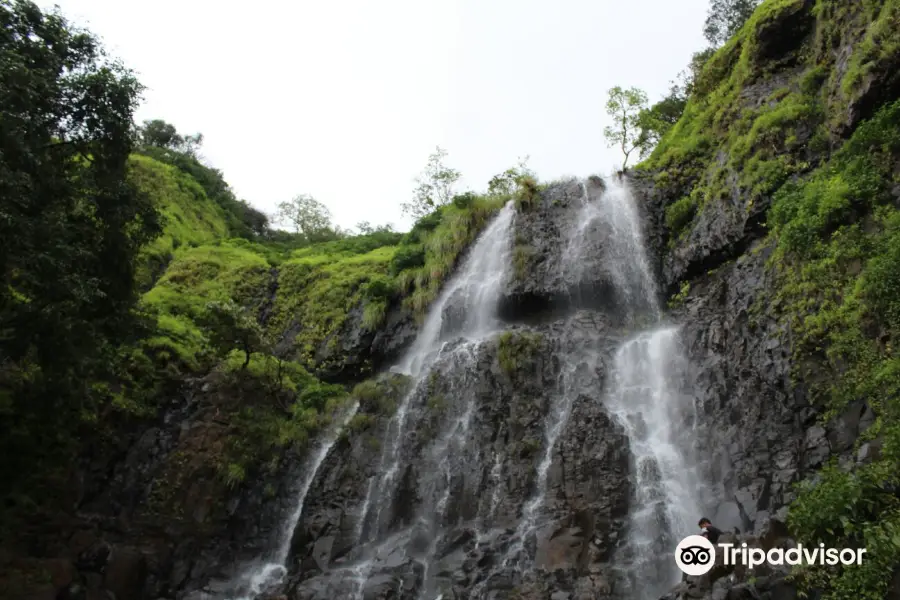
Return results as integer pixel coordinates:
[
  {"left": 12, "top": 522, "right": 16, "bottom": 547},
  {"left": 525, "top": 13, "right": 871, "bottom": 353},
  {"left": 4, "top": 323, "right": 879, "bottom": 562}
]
[{"left": 675, "top": 535, "right": 716, "bottom": 576}]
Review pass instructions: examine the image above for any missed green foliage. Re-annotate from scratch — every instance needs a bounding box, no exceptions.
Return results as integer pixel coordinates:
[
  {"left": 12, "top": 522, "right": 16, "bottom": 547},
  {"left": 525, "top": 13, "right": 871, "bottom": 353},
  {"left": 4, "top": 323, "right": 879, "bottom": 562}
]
[
  {"left": 390, "top": 244, "right": 426, "bottom": 274},
  {"left": 603, "top": 86, "right": 650, "bottom": 169},
  {"left": 770, "top": 100, "right": 900, "bottom": 598},
  {"left": 213, "top": 352, "right": 347, "bottom": 484},
  {"left": 137, "top": 144, "right": 269, "bottom": 241},
  {"left": 665, "top": 196, "right": 698, "bottom": 239},
  {"left": 513, "top": 175, "right": 541, "bottom": 212},
  {"left": 401, "top": 146, "right": 462, "bottom": 220},
  {"left": 275, "top": 194, "right": 342, "bottom": 244},
  {"left": 635, "top": 0, "right": 892, "bottom": 240},
  {"left": 668, "top": 281, "right": 692, "bottom": 309},
  {"left": 837, "top": 0, "right": 900, "bottom": 97},
  {"left": 351, "top": 373, "right": 412, "bottom": 415},
  {"left": 497, "top": 331, "right": 543, "bottom": 375},
  {"left": 138, "top": 119, "right": 203, "bottom": 155},
  {"left": 637, "top": 88, "right": 688, "bottom": 155},
  {"left": 268, "top": 244, "right": 396, "bottom": 369},
  {"left": 129, "top": 154, "right": 231, "bottom": 289},
  {"left": 704, "top": 0, "right": 761, "bottom": 46},
  {"left": 200, "top": 300, "right": 268, "bottom": 369},
  {"left": 487, "top": 157, "right": 537, "bottom": 197},
  {"left": 0, "top": 0, "right": 160, "bottom": 494}
]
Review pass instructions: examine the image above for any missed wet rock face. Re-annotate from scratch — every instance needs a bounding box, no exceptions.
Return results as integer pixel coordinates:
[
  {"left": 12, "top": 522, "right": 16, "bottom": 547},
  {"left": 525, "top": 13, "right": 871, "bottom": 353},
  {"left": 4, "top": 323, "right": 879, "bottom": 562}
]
[
  {"left": 277, "top": 300, "right": 419, "bottom": 385},
  {"left": 2, "top": 375, "right": 319, "bottom": 600},
  {"left": 499, "top": 178, "right": 626, "bottom": 321},
  {"left": 287, "top": 312, "right": 632, "bottom": 600}
]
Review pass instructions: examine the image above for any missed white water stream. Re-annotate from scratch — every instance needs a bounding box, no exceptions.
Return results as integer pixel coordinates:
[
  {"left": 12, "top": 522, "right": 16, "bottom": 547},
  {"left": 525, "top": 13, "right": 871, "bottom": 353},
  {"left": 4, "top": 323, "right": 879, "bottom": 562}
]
[{"left": 225, "top": 401, "right": 360, "bottom": 600}]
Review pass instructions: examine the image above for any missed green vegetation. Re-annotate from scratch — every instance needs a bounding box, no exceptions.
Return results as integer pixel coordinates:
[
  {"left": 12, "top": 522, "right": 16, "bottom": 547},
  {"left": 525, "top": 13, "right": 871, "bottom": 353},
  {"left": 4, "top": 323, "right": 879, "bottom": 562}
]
[
  {"left": 638, "top": 0, "right": 899, "bottom": 243},
  {"left": 401, "top": 146, "right": 462, "bottom": 220},
  {"left": 704, "top": 0, "right": 761, "bottom": 46},
  {"left": 665, "top": 196, "right": 699, "bottom": 241},
  {"left": 0, "top": 0, "right": 159, "bottom": 502},
  {"left": 130, "top": 155, "right": 231, "bottom": 289},
  {"left": 766, "top": 100, "right": 900, "bottom": 599},
  {"left": 668, "top": 281, "right": 692, "bottom": 309},
  {"left": 603, "top": 86, "right": 651, "bottom": 170},
  {"left": 497, "top": 331, "right": 544, "bottom": 375},
  {"left": 640, "top": 3, "right": 900, "bottom": 595}
]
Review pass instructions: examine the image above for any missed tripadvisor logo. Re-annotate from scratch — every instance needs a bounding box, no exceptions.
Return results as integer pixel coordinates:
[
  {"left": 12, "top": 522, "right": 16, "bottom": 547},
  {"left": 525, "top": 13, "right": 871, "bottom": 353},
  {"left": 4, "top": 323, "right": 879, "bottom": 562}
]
[{"left": 674, "top": 535, "right": 868, "bottom": 576}]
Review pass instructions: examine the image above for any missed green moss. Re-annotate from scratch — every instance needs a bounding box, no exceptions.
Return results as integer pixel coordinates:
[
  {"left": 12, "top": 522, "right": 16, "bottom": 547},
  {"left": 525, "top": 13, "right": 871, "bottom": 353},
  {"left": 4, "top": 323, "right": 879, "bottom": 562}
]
[
  {"left": 497, "top": 331, "right": 543, "bottom": 375},
  {"left": 351, "top": 373, "right": 411, "bottom": 415},
  {"left": 140, "top": 242, "right": 271, "bottom": 370},
  {"left": 395, "top": 194, "right": 505, "bottom": 318},
  {"left": 665, "top": 197, "right": 698, "bottom": 239},
  {"left": 838, "top": 0, "right": 900, "bottom": 96},
  {"left": 513, "top": 175, "right": 541, "bottom": 212},
  {"left": 269, "top": 245, "right": 396, "bottom": 368},
  {"left": 212, "top": 352, "right": 348, "bottom": 483},
  {"left": 128, "top": 155, "right": 231, "bottom": 289},
  {"left": 638, "top": 0, "right": 899, "bottom": 249},
  {"left": 512, "top": 234, "right": 534, "bottom": 283},
  {"left": 768, "top": 100, "right": 900, "bottom": 599},
  {"left": 668, "top": 281, "right": 692, "bottom": 309}
]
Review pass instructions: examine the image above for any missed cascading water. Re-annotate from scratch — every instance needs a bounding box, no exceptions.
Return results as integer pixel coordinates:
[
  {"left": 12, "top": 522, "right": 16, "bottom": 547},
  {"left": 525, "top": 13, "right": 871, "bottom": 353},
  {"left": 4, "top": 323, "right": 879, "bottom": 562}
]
[
  {"left": 347, "top": 202, "right": 515, "bottom": 598},
  {"left": 223, "top": 401, "right": 360, "bottom": 600},
  {"left": 607, "top": 328, "right": 701, "bottom": 599},
  {"left": 580, "top": 176, "right": 703, "bottom": 598},
  {"left": 259, "top": 177, "right": 704, "bottom": 600}
]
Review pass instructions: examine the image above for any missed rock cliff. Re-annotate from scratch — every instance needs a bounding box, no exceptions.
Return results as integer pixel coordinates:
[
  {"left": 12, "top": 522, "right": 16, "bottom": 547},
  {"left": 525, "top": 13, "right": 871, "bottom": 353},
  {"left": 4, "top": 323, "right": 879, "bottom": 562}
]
[{"left": 4, "top": 1, "right": 900, "bottom": 600}]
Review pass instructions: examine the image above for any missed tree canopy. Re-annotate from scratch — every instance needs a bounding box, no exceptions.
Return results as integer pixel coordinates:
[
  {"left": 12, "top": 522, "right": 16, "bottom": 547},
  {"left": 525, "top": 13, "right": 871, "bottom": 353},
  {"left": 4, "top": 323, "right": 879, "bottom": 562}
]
[
  {"left": 703, "top": 0, "right": 760, "bottom": 47},
  {"left": 401, "top": 146, "right": 462, "bottom": 220},
  {"left": 603, "top": 86, "right": 650, "bottom": 170},
  {"left": 0, "top": 0, "right": 160, "bottom": 480}
]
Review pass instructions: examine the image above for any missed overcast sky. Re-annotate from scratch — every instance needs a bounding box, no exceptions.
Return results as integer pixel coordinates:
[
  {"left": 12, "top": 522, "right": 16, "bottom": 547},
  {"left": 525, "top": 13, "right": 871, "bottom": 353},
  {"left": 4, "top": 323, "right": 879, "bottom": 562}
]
[{"left": 47, "top": 0, "right": 709, "bottom": 231}]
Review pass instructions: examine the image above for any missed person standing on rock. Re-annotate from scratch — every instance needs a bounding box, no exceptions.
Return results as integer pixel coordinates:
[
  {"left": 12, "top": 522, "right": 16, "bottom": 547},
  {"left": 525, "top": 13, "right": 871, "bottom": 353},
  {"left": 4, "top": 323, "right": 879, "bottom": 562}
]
[{"left": 698, "top": 517, "right": 723, "bottom": 544}]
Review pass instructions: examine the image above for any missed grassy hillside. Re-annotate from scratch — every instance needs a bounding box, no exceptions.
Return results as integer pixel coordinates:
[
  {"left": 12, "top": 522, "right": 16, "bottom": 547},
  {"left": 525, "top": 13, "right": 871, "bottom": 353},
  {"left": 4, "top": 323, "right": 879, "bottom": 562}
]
[
  {"left": 130, "top": 154, "right": 232, "bottom": 289},
  {"left": 641, "top": 0, "right": 900, "bottom": 243},
  {"left": 116, "top": 150, "right": 525, "bottom": 485},
  {"left": 641, "top": 1, "right": 900, "bottom": 597}
]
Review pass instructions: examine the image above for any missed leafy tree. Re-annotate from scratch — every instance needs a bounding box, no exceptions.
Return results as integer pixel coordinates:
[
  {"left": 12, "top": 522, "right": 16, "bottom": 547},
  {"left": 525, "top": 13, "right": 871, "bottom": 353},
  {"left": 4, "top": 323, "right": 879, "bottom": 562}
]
[
  {"left": 200, "top": 301, "right": 267, "bottom": 370},
  {"left": 703, "top": 0, "right": 760, "bottom": 47},
  {"left": 603, "top": 86, "right": 650, "bottom": 170},
  {"left": 275, "top": 194, "right": 340, "bottom": 243},
  {"left": 355, "top": 221, "right": 394, "bottom": 235},
  {"left": 401, "top": 146, "right": 461, "bottom": 220},
  {"left": 139, "top": 118, "right": 203, "bottom": 155},
  {"left": 0, "top": 0, "right": 159, "bottom": 482},
  {"left": 487, "top": 156, "right": 536, "bottom": 197}
]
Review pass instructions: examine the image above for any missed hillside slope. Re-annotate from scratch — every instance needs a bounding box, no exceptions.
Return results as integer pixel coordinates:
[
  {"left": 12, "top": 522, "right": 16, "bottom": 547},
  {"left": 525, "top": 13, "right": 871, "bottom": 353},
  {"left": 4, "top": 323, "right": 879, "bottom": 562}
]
[{"left": 635, "top": 0, "right": 900, "bottom": 597}]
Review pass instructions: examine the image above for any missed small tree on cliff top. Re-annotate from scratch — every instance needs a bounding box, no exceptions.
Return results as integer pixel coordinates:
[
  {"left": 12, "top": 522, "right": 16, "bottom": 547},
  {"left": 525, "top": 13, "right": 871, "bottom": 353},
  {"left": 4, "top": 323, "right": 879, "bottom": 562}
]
[{"left": 603, "top": 86, "right": 649, "bottom": 171}]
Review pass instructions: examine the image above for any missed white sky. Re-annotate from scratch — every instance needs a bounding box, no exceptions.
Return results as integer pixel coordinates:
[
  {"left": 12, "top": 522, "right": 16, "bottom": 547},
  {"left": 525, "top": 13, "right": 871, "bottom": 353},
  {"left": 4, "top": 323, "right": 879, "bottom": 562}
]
[{"left": 47, "top": 0, "right": 709, "bottom": 231}]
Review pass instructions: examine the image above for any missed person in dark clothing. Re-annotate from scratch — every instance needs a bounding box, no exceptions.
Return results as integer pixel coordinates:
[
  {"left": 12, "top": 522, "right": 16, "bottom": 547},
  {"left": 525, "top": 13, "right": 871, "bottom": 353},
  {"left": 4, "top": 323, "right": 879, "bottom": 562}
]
[{"left": 698, "top": 517, "right": 723, "bottom": 544}]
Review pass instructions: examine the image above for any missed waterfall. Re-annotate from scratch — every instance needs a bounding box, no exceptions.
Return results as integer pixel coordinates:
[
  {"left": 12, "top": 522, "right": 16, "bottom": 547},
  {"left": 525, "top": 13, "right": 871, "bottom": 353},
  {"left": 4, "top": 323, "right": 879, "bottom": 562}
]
[
  {"left": 607, "top": 328, "right": 700, "bottom": 599},
  {"left": 225, "top": 401, "right": 360, "bottom": 600},
  {"left": 349, "top": 202, "right": 515, "bottom": 598},
  {"left": 583, "top": 177, "right": 701, "bottom": 598}
]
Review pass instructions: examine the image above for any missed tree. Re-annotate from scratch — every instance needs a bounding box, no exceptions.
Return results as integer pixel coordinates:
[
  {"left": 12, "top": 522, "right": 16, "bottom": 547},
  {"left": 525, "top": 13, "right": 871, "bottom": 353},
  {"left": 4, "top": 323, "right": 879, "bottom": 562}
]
[
  {"left": 0, "top": 0, "right": 159, "bottom": 481},
  {"left": 275, "top": 194, "right": 339, "bottom": 243},
  {"left": 703, "top": 0, "right": 760, "bottom": 47},
  {"left": 139, "top": 118, "right": 204, "bottom": 155},
  {"left": 487, "top": 156, "right": 536, "bottom": 197},
  {"left": 401, "top": 146, "right": 461, "bottom": 220},
  {"left": 636, "top": 84, "right": 689, "bottom": 155},
  {"left": 201, "top": 301, "right": 267, "bottom": 370},
  {"left": 603, "top": 86, "right": 650, "bottom": 170}
]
